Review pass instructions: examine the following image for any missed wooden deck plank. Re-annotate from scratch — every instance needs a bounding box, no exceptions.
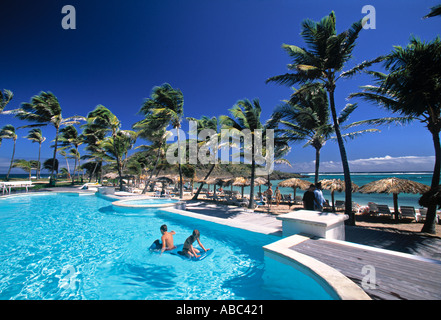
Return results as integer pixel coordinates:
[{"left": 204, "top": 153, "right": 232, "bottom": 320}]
[{"left": 291, "top": 238, "right": 441, "bottom": 300}]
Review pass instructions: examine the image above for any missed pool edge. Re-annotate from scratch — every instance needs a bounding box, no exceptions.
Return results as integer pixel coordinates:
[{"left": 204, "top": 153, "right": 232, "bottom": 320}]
[{"left": 263, "top": 235, "right": 372, "bottom": 301}]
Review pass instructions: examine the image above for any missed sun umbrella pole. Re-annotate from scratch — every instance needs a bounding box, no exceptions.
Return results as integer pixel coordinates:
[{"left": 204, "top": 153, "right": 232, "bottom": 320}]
[{"left": 393, "top": 193, "right": 399, "bottom": 220}]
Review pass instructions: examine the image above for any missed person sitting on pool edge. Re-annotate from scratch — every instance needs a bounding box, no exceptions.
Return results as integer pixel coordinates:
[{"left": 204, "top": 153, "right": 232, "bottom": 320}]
[
  {"left": 152, "top": 224, "right": 176, "bottom": 253},
  {"left": 179, "top": 229, "right": 209, "bottom": 259}
]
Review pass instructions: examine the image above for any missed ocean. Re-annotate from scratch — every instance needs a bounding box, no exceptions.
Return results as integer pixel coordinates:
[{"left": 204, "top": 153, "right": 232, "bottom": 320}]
[{"left": 2, "top": 172, "right": 434, "bottom": 209}]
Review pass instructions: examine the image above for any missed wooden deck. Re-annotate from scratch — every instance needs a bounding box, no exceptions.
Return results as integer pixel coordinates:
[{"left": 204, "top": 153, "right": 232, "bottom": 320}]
[{"left": 291, "top": 238, "right": 441, "bottom": 300}]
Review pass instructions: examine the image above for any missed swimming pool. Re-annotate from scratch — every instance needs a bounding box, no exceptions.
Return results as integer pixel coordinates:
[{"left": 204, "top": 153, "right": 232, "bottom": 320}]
[{"left": 0, "top": 193, "right": 336, "bottom": 300}]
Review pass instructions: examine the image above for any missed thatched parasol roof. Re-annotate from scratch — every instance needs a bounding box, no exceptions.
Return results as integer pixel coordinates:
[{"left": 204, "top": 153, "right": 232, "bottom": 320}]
[
  {"left": 320, "top": 179, "right": 359, "bottom": 192},
  {"left": 358, "top": 177, "right": 430, "bottom": 219},
  {"left": 254, "top": 177, "right": 268, "bottom": 186},
  {"left": 278, "top": 178, "right": 311, "bottom": 189},
  {"left": 103, "top": 172, "right": 118, "bottom": 179},
  {"left": 358, "top": 177, "right": 429, "bottom": 195},
  {"left": 154, "top": 176, "right": 174, "bottom": 184},
  {"left": 319, "top": 179, "right": 358, "bottom": 212},
  {"left": 232, "top": 177, "right": 248, "bottom": 186}
]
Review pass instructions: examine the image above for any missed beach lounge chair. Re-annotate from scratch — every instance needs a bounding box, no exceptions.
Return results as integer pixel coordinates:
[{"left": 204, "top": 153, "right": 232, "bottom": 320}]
[
  {"left": 367, "top": 202, "right": 379, "bottom": 215},
  {"left": 399, "top": 206, "right": 417, "bottom": 221},
  {"left": 416, "top": 208, "right": 440, "bottom": 224},
  {"left": 294, "top": 195, "right": 302, "bottom": 205},
  {"left": 377, "top": 204, "right": 393, "bottom": 217},
  {"left": 335, "top": 200, "right": 345, "bottom": 211}
]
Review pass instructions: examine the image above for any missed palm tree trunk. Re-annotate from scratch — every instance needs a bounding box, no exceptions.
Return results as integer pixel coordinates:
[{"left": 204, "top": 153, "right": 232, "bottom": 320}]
[
  {"left": 50, "top": 127, "right": 60, "bottom": 186},
  {"left": 421, "top": 130, "right": 441, "bottom": 234},
  {"left": 37, "top": 142, "right": 42, "bottom": 180},
  {"left": 193, "top": 164, "right": 216, "bottom": 200},
  {"left": 142, "top": 145, "right": 162, "bottom": 194},
  {"left": 314, "top": 147, "right": 321, "bottom": 184},
  {"left": 248, "top": 134, "right": 256, "bottom": 209},
  {"left": 328, "top": 87, "right": 354, "bottom": 225},
  {"left": 176, "top": 128, "right": 183, "bottom": 199},
  {"left": 64, "top": 154, "right": 71, "bottom": 180},
  {"left": 6, "top": 139, "right": 16, "bottom": 181}
]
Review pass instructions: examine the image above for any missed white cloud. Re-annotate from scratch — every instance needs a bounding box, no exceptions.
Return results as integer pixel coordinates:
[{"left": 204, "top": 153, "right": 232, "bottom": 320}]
[{"left": 278, "top": 155, "right": 435, "bottom": 173}]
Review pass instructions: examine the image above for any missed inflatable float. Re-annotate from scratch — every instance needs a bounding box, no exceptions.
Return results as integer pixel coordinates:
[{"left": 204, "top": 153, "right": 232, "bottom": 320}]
[{"left": 149, "top": 240, "right": 213, "bottom": 261}]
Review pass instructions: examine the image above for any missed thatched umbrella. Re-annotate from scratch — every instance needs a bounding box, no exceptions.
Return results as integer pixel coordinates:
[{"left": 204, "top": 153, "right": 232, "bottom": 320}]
[
  {"left": 103, "top": 172, "right": 119, "bottom": 179},
  {"left": 232, "top": 177, "right": 248, "bottom": 198},
  {"left": 320, "top": 179, "right": 359, "bottom": 212},
  {"left": 358, "top": 177, "right": 430, "bottom": 219},
  {"left": 278, "top": 178, "right": 311, "bottom": 199},
  {"left": 254, "top": 177, "right": 268, "bottom": 195}
]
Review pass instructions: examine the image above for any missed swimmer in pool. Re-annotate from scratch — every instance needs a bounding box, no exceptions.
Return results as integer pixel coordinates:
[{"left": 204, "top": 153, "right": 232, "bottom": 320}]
[
  {"left": 158, "top": 224, "right": 176, "bottom": 253},
  {"left": 180, "top": 229, "right": 209, "bottom": 258}
]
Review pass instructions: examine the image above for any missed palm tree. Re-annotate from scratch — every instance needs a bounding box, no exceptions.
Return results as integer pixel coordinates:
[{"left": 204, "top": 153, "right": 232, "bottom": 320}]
[
  {"left": 81, "top": 122, "right": 107, "bottom": 183},
  {"left": 25, "top": 128, "right": 46, "bottom": 179},
  {"left": 12, "top": 159, "right": 39, "bottom": 180},
  {"left": 133, "top": 113, "right": 170, "bottom": 194},
  {"left": 0, "top": 125, "right": 18, "bottom": 180},
  {"left": 100, "top": 130, "right": 137, "bottom": 189},
  {"left": 266, "top": 12, "right": 381, "bottom": 225},
  {"left": 58, "top": 149, "right": 72, "bottom": 180},
  {"left": 349, "top": 36, "right": 441, "bottom": 234},
  {"left": 423, "top": 3, "right": 441, "bottom": 18},
  {"left": 270, "top": 84, "right": 398, "bottom": 184},
  {"left": 85, "top": 105, "right": 127, "bottom": 190},
  {"left": 15, "top": 92, "right": 85, "bottom": 185},
  {"left": 220, "top": 99, "right": 265, "bottom": 209},
  {"left": 58, "top": 125, "right": 83, "bottom": 183},
  {"left": 137, "top": 83, "right": 185, "bottom": 198},
  {"left": 187, "top": 115, "right": 222, "bottom": 200}
]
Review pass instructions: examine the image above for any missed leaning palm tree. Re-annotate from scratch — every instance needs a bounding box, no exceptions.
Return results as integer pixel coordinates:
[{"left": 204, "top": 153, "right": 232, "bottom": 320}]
[
  {"left": 25, "top": 128, "right": 46, "bottom": 179},
  {"left": 85, "top": 105, "right": 127, "bottom": 190},
  {"left": 137, "top": 83, "right": 185, "bottom": 198},
  {"left": 12, "top": 159, "right": 39, "bottom": 180},
  {"left": 133, "top": 113, "right": 170, "bottom": 194},
  {"left": 350, "top": 36, "right": 441, "bottom": 234},
  {"left": 270, "top": 84, "right": 401, "bottom": 184},
  {"left": 220, "top": 99, "right": 265, "bottom": 209},
  {"left": 0, "top": 124, "right": 18, "bottom": 180},
  {"left": 186, "top": 115, "right": 222, "bottom": 200},
  {"left": 100, "top": 130, "right": 137, "bottom": 189},
  {"left": 266, "top": 12, "right": 381, "bottom": 225},
  {"left": 58, "top": 125, "right": 83, "bottom": 183},
  {"left": 15, "top": 92, "right": 85, "bottom": 185}
]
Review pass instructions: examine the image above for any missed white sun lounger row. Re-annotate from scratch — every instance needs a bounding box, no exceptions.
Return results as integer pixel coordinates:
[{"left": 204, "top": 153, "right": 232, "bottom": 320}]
[{"left": 0, "top": 181, "right": 34, "bottom": 195}]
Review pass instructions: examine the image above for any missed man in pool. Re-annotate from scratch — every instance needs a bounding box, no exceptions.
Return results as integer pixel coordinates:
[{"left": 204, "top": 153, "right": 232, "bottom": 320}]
[
  {"left": 179, "top": 229, "right": 209, "bottom": 258},
  {"left": 157, "top": 224, "right": 176, "bottom": 253}
]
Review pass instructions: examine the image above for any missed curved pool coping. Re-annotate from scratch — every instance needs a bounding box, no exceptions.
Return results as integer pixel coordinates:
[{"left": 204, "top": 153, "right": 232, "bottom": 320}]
[
  {"left": 111, "top": 196, "right": 182, "bottom": 209},
  {"left": 263, "top": 234, "right": 371, "bottom": 300}
]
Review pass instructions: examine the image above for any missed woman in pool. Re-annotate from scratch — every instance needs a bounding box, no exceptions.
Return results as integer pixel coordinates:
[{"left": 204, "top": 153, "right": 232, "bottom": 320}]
[{"left": 179, "top": 229, "right": 209, "bottom": 258}]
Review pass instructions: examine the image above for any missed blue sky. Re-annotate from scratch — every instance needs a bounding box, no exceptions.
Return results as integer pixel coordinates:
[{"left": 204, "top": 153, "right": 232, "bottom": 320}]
[{"left": 1, "top": 0, "right": 440, "bottom": 174}]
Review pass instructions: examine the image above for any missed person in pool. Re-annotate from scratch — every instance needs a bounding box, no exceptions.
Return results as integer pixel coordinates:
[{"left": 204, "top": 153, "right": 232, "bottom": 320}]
[
  {"left": 155, "top": 224, "right": 176, "bottom": 253},
  {"left": 180, "top": 229, "right": 209, "bottom": 258}
]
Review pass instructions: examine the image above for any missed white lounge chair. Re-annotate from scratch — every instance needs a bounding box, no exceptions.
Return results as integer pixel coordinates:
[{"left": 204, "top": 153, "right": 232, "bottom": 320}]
[
  {"left": 377, "top": 204, "right": 393, "bottom": 217},
  {"left": 400, "top": 206, "right": 417, "bottom": 221},
  {"left": 367, "top": 202, "right": 379, "bottom": 214}
]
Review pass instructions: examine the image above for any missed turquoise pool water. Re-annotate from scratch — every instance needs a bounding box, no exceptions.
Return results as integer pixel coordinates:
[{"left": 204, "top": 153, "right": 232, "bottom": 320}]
[{"left": 0, "top": 193, "right": 335, "bottom": 300}]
